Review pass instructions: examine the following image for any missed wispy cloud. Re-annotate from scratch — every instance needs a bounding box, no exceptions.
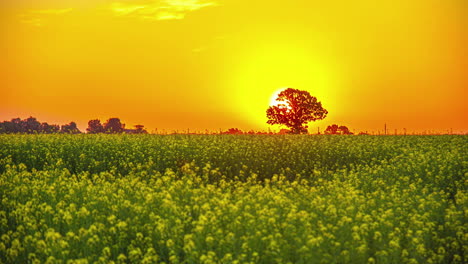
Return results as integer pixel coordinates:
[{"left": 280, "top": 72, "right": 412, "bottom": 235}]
[
  {"left": 20, "top": 8, "right": 74, "bottom": 27},
  {"left": 110, "top": 0, "right": 218, "bottom": 21}
]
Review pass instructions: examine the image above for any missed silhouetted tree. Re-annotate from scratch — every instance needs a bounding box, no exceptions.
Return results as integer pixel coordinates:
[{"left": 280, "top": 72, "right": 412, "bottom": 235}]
[
  {"left": 87, "top": 119, "right": 105, "bottom": 134},
  {"left": 61, "top": 122, "right": 81, "bottom": 134},
  {"left": 0, "top": 118, "right": 25, "bottom": 133},
  {"left": 1, "top": 121, "right": 9, "bottom": 133},
  {"left": 0, "top": 116, "right": 146, "bottom": 135},
  {"left": 125, "top": 125, "right": 148, "bottom": 134},
  {"left": 325, "top": 124, "right": 353, "bottom": 135},
  {"left": 22, "top": 116, "right": 41, "bottom": 133},
  {"left": 0, "top": 117, "right": 75, "bottom": 134},
  {"left": 10, "top": 118, "right": 23, "bottom": 133},
  {"left": 134, "top": 125, "right": 148, "bottom": 134},
  {"left": 266, "top": 88, "right": 328, "bottom": 134},
  {"left": 223, "top": 128, "right": 243, "bottom": 135},
  {"left": 338, "top": 125, "right": 353, "bottom": 135},
  {"left": 40, "top": 122, "right": 60, "bottom": 134},
  {"left": 103, "top": 118, "right": 124, "bottom": 134},
  {"left": 325, "top": 124, "right": 339, "bottom": 134}
]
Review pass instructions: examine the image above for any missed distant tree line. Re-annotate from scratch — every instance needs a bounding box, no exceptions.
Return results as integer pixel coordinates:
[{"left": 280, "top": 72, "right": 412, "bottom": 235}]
[
  {"left": 222, "top": 126, "right": 356, "bottom": 135},
  {"left": 0, "top": 117, "right": 147, "bottom": 134},
  {"left": 221, "top": 128, "right": 283, "bottom": 135},
  {"left": 0, "top": 117, "right": 80, "bottom": 134},
  {"left": 1, "top": 117, "right": 355, "bottom": 135},
  {"left": 86, "top": 118, "right": 147, "bottom": 134}
]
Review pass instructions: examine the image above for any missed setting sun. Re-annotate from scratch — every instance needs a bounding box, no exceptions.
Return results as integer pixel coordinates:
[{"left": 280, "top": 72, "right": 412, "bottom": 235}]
[{"left": 269, "top": 88, "right": 287, "bottom": 107}]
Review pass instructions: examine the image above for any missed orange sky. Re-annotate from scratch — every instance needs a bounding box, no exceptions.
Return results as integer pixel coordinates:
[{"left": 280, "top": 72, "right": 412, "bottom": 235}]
[{"left": 1, "top": 0, "right": 467, "bottom": 133}]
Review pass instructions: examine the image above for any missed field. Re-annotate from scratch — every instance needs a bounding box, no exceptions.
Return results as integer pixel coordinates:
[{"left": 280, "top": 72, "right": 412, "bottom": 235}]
[{"left": 0, "top": 134, "right": 466, "bottom": 264}]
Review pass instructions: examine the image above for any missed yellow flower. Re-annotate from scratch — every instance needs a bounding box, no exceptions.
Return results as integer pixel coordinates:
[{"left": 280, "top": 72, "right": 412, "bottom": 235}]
[
  {"left": 373, "top": 231, "right": 382, "bottom": 241},
  {"left": 205, "top": 236, "right": 214, "bottom": 245},
  {"left": 416, "top": 244, "right": 426, "bottom": 255}
]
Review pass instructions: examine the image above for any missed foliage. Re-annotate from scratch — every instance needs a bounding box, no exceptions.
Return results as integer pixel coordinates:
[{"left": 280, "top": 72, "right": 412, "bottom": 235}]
[
  {"left": 132, "top": 125, "right": 148, "bottom": 134},
  {"left": 223, "top": 128, "right": 243, "bottom": 135},
  {"left": 104, "top": 118, "right": 125, "bottom": 134},
  {"left": 0, "top": 117, "right": 149, "bottom": 135},
  {"left": 266, "top": 88, "right": 328, "bottom": 134},
  {"left": 87, "top": 119, "right": 105, "bottom": 134},
  {"left": 0, "top": 117, "right": 60, "bottom": 134},
  {"left": 61, "top": 122, "right": 82, "bottom": 134},
  {"left": 0, "top": 134, "right": 466, "bottom": 263},
  {"left": 40, "top": 123, "right": 60, "bottom": 134},
  {"left": 325, "top": 124, "right": 353, "bottom": 135}
]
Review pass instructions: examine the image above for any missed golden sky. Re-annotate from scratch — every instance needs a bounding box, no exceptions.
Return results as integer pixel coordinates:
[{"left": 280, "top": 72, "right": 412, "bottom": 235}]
[{"left": 1, "top": 0, "right": 467, "bottom": 133}]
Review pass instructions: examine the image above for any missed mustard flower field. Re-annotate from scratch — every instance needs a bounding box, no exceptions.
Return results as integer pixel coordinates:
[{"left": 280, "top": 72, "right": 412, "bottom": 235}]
[{"left": 0, "top": 134, "right": 466, "bottom": 264}]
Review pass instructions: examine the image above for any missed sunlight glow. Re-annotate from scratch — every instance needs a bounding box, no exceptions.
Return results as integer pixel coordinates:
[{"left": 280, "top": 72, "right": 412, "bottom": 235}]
[
  {"left": 269, "top": 88, "right": 287, "bottom": 107},
  {"left": 1, "top": 0, "right": 466, "bottom": 133},
  {"left": 228, "top": 39, "right": 337, "bottom": 130}
]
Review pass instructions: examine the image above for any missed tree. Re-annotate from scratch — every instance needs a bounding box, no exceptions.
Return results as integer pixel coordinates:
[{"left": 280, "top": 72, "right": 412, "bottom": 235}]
[
  {"left": 103, "top": 118, "right": 124, "bottom": 134},
  {"left": 0, "top": 117, "right": 60, "bottom": 134},
  {"left": 266, "top": 88, "right": 328, "bottom": 134},
  {"left": 9, "top": 118, "right": 23, "bottom": 133},
  {"left": 133, "top": 125, "right": 148, "bottom": 134},
  {"left": 124, "top": 125, "right": 148, "bottom": 134},
  {"left": 22, "top": 116, "right": 41, "bottom": 133},
  {"left": 61, "top": 122, "right": 81, "bottom": 134},
  {"left": 0, "top": 118, "right": 21, "bottom": 133},
  {"left": 325, "top": 124, "right": 353, "bottom": 135},
  {"left": 0, "top": 116, "right": 77, "bottom": 134},
  {"left": 325, "top": 124, "right": 339, "bottom": 134},
  {"left": 223, "top": 128, "right": 243, "bottom": 135},
  {"left": 87, "top": 119, "right": 105, "bottom": 134},
  {"left": 40, "top": 122, "right": 60, "bottom": 134},
  {"left": 338, "top": 125, "right": 353, "bottom": 135}
]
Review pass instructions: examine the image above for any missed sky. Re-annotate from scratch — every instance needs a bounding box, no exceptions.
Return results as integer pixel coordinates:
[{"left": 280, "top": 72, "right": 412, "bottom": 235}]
[{"left": 1, "top": 0, "right": 467, "bottom": 133}]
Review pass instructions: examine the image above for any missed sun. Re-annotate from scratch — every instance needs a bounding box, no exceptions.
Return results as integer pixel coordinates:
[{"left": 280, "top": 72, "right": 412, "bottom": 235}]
[
  {"left": 269, "top": 88, "right": 288, "bottom": 107},
  {"left": 270, "top": 88, "right": 290, "bottom": 109}
]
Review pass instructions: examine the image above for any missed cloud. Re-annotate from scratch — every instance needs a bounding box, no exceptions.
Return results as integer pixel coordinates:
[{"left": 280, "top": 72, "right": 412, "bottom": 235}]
[
  {"left": 110, "top": 0, "right": 218, "bottom": 21},
  {"left": 20, "top": 8, "right": 74, "bottom": 27}
]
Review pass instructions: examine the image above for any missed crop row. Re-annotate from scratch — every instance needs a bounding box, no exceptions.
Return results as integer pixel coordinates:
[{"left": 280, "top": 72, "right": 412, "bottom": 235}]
[{"left": 0, "top": 135, "right": 466, "bottom": 263}]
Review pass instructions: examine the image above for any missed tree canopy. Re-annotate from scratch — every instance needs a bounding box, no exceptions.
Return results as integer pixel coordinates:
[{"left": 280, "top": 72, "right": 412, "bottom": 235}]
[
  {"left": 0, "top": 117, "right": 147, "bottom": 134},
  {"left": 87, "top": 119, "right": 105, "bottom": 134},
  {"left": 0, "top": 117, "right": 61, "bottom": 134},
  {"left": 61, "top": 122, "right": 81, "bottom": 134},
  {"left": 103, "top": 118, "right": 125, "bottom": 134},
  {"left": 325, "top": 124, "right": 353, "bottom": 135}
]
